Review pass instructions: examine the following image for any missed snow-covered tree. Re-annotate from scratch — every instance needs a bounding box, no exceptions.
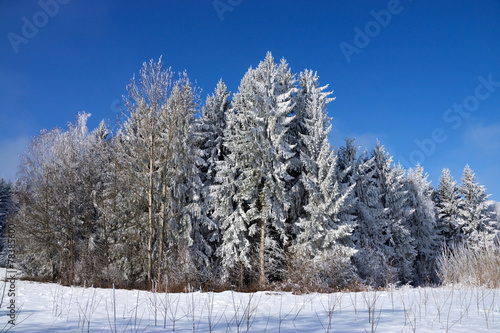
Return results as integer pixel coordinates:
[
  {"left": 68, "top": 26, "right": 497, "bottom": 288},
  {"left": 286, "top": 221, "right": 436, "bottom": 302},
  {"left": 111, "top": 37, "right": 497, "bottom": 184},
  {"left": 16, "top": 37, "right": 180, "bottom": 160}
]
[
  {"left": 165, "top": 76, "right": 207, "bottom": 283},
  {"left": 198, "top": 79, "right": 231, "bottom": 268},
  {"left": 199, "top": 80, "right": 230, "bottom": 187},
  {"left": 15, "top": 127, "right": 62, "bottom": 280},
  {"left": 335, "top": 138, "right": 360, "bottom": 229},
  {"left": 119, "top": 59, "right": 173, "bottom": 283},
  {"left": 435, "top": 168, "right": 463, "bottom": 247},
  {"left": 384, "top": 161, "right": 416, "bottom": 285},
  {"left": 405, "top": 165, "right": 440, "bottom": 284},
  {"left": 371, "top": 144, "right": 415, "bottom": 284},
  {"left": 351, "top": 148, "right": 391, "bottom": 286},
  {"left": 14, "top": 113, "right": 102, "bottom": 284},
  {"left": 352, "top": 143, "right": 416, "bottom": 285},
  {"left": 292, "top": 70, "right": 355, "bottom": 286},
  {"left": 216, "top": 52, "right": 296, "bottom": 287},
  {"left": 120, "top": 59, "right": 203, "bottom": 285},
  {"left": 459, "top": 165, "right": 496, "bottom": 248}
]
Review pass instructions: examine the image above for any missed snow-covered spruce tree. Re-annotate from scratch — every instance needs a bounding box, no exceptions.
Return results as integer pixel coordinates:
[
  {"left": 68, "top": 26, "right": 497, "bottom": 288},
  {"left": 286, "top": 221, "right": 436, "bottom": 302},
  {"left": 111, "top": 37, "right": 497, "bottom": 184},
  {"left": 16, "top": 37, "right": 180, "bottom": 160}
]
[
  {"left": 216, "top": 52, "right": 296, "bottom": 288},
  {"left": 291, "top": 70, "right": 355, "bottom": 288},
  {"left": 86, "top": 121, "right": 134, "bottom": 286},
  {"left": 404, "top": 164, "right": 440, "bottom": 285},
  {"left": 211, "top": 143, "right": 251, "bottom": 287},
  {"left": 351, "top": 147, "right": 391, "bottom": 286},
  {"left": 435, "top": 168, "right": 463, "bottom": 247},
  {"left": 163, "top": 75, "right": 207, "bottom": 286},
  {"left": 459, "top": 165, "right": 497, "bottom": 249},
  {"left": 373, "top": 146, "right": 416, "bottom": 285},
  {"left": 335, "top": 138, "right": 360, "bottom": 229},
  {"left": 197, "top": 79, "right": 231, "bottom": 279},
  {"left": 75, "top": 119, "right": 121, "bottom": 286},
  {"left": 352, "top": 143, "right": 416, "bottom": 286},
  {"left": 111, "top": 130, "right": 150, "bottom": 285}
]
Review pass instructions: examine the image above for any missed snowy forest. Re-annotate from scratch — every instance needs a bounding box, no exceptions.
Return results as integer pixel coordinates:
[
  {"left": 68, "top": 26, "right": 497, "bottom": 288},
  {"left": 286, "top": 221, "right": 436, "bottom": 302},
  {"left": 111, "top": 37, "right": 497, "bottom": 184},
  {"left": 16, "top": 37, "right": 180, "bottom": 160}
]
[{"left": 1, "top": 53, "right": 499, "bottom": 291}]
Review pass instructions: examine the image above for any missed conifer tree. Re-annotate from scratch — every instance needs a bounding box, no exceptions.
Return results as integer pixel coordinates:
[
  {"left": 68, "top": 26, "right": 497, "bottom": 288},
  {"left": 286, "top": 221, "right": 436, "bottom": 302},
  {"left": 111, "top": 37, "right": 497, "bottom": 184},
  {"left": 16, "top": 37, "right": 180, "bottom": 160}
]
[
  {"left": 405, "top": 164, "right": 439, "bottom": 284},
  {"left": 435, "top": 168, "right": 463, "bottom": 246},
  {"left": 216, "top": 52, "right": 296, "bottom": 287},
  {"left": 459, "top": 165, "right": 496, "bottom": 248},
  {"left": 292, "top": 70, "right": 355, "bottom": 285},
  {"left": 198, "top": 79, "right": 231, "bottom": 266},
  {"left": 335, "top": 138, "right": 360, "bottom": 230},
  {"left": 352, "top": 143, "right": 416, "bottom": 285},
  {"left": 351, "top": 148, "right": 391, "bottom": 285}
]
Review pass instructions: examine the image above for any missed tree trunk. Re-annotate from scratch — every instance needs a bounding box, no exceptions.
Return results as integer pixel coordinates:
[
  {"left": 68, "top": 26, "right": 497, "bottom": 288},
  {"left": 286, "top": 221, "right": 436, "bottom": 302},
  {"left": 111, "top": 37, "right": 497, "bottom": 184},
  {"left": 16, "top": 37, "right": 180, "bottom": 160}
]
[
  {"left": 158, "top": 176, "right": 167, "bottom": 281},
  {"left": 147, "top": 149, "right": 155, "bottom": 285},
  {"left": 259, "top": 219, "right": 266, "bottom": 288}
]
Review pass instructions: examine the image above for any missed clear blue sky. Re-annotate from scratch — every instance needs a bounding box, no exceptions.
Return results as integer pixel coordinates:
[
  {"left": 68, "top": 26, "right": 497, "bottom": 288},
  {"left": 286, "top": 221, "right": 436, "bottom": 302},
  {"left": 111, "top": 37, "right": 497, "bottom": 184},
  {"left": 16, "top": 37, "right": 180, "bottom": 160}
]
[{"left": 1, "top": 0, "right": 500, "bottom": 200}]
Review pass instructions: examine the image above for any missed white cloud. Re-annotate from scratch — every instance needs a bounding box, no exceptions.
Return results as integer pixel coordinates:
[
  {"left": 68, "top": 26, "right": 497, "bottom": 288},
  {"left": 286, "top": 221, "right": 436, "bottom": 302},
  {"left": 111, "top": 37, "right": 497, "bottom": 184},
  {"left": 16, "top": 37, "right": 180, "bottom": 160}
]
[
  {"left": 465, "top": 122, "right": 500, "bottom": 155},
  {"left": 0, "top": 136, "right": 30, "bottom": 181}
]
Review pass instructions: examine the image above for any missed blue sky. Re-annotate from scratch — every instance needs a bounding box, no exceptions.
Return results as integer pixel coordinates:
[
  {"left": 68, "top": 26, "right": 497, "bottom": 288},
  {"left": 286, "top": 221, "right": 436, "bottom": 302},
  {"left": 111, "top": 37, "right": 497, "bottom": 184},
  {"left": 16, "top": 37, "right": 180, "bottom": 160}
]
[{"left": 1, "top": 0, "right": 500, "bottom": 199}]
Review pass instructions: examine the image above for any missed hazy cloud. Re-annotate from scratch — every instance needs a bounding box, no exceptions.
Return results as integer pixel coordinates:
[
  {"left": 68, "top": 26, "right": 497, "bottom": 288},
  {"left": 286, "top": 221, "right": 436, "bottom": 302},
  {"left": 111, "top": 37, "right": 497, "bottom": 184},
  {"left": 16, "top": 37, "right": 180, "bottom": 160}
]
[
  {"left": 465, "top": 122, "right": 500, "bottom": 156},
  {"left": 0, "top": 136, "right": 30, "bottom": 181}
]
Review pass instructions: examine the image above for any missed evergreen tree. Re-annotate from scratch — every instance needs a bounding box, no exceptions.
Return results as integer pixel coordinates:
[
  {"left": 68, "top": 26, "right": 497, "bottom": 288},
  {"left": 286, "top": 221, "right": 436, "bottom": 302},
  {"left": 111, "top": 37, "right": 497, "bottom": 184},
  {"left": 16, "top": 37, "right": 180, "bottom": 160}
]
[
  {"left": 167, "top": 76, "right": 208, "bottom": 283},
  {"left": 335, "top": 138, "right": 360, "bottom": 230},
  {"left": 352, "top": 143, "right": 416, "bottom": 285},
  {"left": 459, "top": 165, "right": 496, "bottom": 248},
  {"left": 216, "top": 52, "right": 296, "bottom": 287},
  {"left": 198, "top": 79, "right": 231, "bottom": 269},
  {"left": 405, "top": 165, "right": 440, "bottom": 284},
  {"left": 371, "top": 144, "right": 415, "bottom": 284},
  {"left": 292, "top": 70, "right": 355, "bottom": 286},
  {"left": 351, "top": 147, "right": 391, "bottom": 285},
  {"left": 435, "top": 168, "right": 463, "bottom": 246}
]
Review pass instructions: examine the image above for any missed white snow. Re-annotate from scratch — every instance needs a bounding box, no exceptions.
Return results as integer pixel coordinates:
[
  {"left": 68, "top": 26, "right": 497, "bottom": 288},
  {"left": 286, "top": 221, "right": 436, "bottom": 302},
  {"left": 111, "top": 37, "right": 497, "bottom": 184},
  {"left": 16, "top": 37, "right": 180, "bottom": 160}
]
[{"left": 1, "top": 268, "right": 499, "bottom": 332}]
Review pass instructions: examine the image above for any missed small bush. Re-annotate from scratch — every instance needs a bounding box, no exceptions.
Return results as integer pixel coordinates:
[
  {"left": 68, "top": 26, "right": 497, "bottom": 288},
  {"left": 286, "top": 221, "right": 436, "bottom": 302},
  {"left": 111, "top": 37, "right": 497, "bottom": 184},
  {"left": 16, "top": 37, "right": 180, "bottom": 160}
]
[{"left": 286, "top": 247, "right": 358, "bottom": 292}]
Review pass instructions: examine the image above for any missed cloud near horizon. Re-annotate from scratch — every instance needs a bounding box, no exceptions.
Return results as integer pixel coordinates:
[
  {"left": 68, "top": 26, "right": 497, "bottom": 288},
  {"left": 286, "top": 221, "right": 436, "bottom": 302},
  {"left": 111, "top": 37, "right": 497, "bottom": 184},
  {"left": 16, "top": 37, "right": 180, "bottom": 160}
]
[
  {"left": 465, "top": 122, "right": 500, "bottom": 156},
  {"left": 0, "top": 136, "right": 30, "bottom": 181}
]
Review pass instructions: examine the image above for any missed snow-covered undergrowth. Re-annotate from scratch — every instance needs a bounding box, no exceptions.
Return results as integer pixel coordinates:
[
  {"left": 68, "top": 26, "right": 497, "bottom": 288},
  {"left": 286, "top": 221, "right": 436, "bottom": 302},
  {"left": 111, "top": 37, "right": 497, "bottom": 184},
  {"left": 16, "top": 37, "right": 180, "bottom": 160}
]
[{"left": 1, "top": 271, "right": 499, "bottom": 332}]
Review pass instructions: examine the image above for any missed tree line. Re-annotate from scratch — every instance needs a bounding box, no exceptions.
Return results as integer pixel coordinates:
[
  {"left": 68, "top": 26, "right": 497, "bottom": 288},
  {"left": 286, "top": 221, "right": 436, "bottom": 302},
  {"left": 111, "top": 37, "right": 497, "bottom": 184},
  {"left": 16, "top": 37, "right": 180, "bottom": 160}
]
[{"left": 4, "top": 53, "right": 499, "bottom": 290}]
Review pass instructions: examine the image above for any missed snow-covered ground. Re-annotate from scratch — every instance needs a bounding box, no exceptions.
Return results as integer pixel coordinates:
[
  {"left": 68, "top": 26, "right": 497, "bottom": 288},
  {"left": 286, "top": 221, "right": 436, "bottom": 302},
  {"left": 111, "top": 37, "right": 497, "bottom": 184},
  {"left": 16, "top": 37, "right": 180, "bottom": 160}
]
[{"left": 1, "top": 268, "right": 499, "bottom": 332}]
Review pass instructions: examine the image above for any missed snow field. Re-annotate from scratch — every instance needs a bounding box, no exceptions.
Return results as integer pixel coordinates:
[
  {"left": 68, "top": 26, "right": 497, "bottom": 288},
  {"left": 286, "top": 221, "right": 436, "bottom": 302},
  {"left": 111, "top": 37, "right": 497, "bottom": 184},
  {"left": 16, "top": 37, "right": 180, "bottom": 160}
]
[{"left": 1, "top": 274, "right": 499, "bottom": 332}]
